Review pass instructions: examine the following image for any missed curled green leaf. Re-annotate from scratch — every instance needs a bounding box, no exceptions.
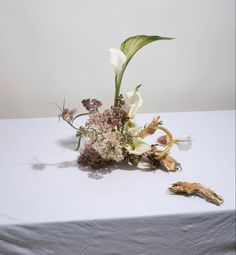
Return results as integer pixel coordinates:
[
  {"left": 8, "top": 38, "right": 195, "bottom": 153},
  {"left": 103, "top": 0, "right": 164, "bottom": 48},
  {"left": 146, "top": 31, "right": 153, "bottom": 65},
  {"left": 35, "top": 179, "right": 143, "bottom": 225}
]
[
  {"left": 114, "top": 34, "right": 173, "bottom": 105},
  {"left": 120, "top": 35, "right": 173, "bottom": 61}
]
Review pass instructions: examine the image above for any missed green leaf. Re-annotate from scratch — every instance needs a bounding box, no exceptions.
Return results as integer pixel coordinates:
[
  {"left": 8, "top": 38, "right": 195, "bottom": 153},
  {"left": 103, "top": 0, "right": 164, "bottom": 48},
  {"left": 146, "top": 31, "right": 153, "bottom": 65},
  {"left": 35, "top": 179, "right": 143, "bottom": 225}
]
[
  {"left": 114, "top": 34, "right": 173, "bottom": 106},
  {"left": 120, "top": 35, "right": 173, "bottom": 61}
]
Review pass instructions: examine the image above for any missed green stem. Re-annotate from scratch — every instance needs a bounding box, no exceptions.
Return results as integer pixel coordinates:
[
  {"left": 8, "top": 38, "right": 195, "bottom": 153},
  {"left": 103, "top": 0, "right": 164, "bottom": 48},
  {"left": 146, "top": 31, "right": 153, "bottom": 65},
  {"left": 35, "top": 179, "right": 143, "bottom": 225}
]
[
  {"left": 75, "top": 135, "right": 82, "bottom": 151},
  {"left": 67, "top": 112, "right": 90, "bottom": 130},
  {"left": 72, "top": 112, "right": 90, "bottom": 124},
  {"left": 114, "top": 75, "right": 119, "bottom": 105},
  {"left": 67, "top": 122, "right": 79, "bottom": 130},
  {"left": 114, "top": 59, "right": 130, "bottom": 106}
]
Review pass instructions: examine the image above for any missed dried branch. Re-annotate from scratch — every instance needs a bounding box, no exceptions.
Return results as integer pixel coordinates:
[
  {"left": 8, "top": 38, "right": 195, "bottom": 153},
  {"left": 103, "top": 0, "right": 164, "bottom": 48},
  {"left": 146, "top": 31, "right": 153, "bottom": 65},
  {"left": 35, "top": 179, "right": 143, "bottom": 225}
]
[{"left": 169, "top": 181, "right": 224, "bottom": 206}]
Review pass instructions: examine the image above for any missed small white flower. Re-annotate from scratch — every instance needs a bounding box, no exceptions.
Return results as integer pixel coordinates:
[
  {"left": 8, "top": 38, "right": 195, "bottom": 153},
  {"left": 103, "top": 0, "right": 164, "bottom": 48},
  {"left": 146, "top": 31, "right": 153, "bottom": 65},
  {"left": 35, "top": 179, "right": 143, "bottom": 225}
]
[
  {"left": 123, "top": 88, "right": 143, "bottom": 119},
  {"left": 175, "top": 133, "right": 192, "bottom": 151},
  {"left": 127, "top": 137, "right": 151, "bottom": 155},
  {"left": 109, "top": 48, "right": 127, "bottom": 75}
]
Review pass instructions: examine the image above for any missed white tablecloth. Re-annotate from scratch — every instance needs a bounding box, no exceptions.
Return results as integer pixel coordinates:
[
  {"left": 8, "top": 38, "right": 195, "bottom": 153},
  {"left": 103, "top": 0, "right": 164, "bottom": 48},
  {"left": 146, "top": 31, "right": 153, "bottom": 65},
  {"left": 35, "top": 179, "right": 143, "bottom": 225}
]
[{"left": 0, "top": 111, "right": 235, "bottom": 255}]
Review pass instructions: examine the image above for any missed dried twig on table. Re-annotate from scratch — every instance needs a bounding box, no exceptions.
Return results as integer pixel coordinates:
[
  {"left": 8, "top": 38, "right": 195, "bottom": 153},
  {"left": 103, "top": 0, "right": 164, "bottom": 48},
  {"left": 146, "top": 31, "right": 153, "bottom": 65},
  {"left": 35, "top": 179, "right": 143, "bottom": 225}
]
[{"left": 169, "top": 181, "right": 224, "bottom": 206}]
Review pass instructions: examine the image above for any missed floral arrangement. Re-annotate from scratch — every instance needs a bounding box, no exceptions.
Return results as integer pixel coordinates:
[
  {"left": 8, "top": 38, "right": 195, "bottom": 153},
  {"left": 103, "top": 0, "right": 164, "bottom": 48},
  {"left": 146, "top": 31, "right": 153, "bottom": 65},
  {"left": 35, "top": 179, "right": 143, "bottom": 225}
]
[{"left": 56, "top": 35, "right": 223, "bottom": 205}]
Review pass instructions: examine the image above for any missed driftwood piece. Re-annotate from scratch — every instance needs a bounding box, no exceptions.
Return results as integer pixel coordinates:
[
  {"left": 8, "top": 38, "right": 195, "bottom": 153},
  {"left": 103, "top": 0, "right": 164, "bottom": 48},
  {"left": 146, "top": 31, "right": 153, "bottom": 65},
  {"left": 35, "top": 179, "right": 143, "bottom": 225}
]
[
  {"left": 147, "top": 147, "right": 181, "bottom": 172},
  {"left": 169, "top": 181, "right": 224, "bottom": 206}
]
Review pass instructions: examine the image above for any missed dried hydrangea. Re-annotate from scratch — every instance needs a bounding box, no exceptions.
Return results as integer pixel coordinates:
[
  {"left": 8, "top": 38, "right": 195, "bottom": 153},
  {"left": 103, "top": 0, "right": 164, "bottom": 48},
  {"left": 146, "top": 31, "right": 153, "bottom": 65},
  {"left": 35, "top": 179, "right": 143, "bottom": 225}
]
[{"left": 78, "top": 143, "right": 110, "bottom": 169}]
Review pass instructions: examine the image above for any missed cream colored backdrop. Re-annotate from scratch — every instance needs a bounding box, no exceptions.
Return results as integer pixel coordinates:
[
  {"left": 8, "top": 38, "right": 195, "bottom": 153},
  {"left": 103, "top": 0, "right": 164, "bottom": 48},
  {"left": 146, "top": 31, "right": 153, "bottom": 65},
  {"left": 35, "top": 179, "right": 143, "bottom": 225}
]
[{"left": 0, "top": 0, "right": 235, "bottom": 118}]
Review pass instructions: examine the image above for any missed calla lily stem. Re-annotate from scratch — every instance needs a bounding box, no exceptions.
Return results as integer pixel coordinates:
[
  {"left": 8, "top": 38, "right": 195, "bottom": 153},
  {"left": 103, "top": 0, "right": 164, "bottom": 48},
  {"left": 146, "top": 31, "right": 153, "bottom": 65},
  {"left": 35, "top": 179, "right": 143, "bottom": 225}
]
[{"left": 114, "top": 59, "right": 130, "bottom": 105}]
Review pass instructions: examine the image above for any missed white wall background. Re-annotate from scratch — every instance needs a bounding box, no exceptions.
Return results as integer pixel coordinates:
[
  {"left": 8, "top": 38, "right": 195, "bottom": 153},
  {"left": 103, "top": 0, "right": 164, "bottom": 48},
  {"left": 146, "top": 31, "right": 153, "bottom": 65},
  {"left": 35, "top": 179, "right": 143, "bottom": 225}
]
[{"left": 0, "top": 0, "right": 235, "bottom": 118}]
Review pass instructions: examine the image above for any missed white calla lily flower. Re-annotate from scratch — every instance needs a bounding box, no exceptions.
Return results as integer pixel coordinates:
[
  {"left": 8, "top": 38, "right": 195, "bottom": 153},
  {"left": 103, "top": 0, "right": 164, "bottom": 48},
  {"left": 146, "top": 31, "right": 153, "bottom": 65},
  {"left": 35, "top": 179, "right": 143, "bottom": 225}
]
[
  {"left": 175, "top": 133, "right": 192, "bottom": 151},
  {"left": 126, "top": 119, "right": 142, "bottom": 136},
  {"left": 123, "top": 88, "right": 143, "bottom": 119},
  {"left": 127, "top": 137, "right": 151, "bottom": 155},
  {"left": 109, "top": 48, "right": 127, "bottom": 75},
  {"left": 128, "top": 126, "right": 142, "bottom": 136}
]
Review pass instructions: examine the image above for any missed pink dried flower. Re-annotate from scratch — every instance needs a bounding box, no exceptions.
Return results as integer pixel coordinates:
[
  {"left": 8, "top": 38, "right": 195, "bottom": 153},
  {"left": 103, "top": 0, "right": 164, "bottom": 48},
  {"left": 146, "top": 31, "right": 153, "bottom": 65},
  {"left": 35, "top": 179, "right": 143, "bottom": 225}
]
[
  {"left": 115, "top": 94, "right": 125, "bottom": 107},
  {"left": 78, "top": 143, "right": 110, "bottom": 169},
  {"left": 89, "top": 107, "right": 127, "bottom": 130},
  {"left": 60, "top": 108, "right": 77, "bottom": 123},
  {"left": 82, "top": 98, "right": 102, "bottom": 112}
]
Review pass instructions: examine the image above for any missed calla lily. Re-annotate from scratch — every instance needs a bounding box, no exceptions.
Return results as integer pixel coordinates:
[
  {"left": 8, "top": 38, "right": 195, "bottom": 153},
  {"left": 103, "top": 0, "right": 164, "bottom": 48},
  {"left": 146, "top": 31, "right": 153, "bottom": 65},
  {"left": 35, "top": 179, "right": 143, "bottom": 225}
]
[
  {"left": 128, "top": 126, "right": 142, "bottom": 136},
  {"left": 125, "top": 119, "right": 142, "bottom": 136},
  {"left": 127, "top": 137, "right": 151, "bottom": 155},
  {"left": 109, "top": 48, "right": 127, "bottom": 75},
  {"left": 123, "top": 88, "right": 143, "bottom": 119},
  {"left": 175, "top": 133, "right": 192, "bottom": 151}
]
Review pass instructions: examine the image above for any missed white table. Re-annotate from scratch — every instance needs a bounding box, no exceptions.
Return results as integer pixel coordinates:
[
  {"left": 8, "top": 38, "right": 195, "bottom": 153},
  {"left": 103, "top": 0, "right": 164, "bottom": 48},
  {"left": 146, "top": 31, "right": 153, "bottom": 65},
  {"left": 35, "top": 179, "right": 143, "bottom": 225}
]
[{"left": 0, "top": 111, "right": 235, "bottom": 255}]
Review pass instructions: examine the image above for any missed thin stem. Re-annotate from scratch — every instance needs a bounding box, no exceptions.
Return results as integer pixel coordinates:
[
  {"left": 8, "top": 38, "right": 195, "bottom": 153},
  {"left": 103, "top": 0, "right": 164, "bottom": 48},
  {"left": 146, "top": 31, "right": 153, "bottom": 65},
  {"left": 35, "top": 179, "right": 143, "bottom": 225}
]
[
  {"left": 72, "top": 112, "right": 90, "bottom": 124},
  {"left": 75, "top": 136, "right": 82, "bottom": 151},
  {"left": 114, "top": 59, "right": 130, "bottom": 106},
  {"left": 114, "top": 75, "right": 119, "bottom": 105},
  {"left": 67, "top": 122, "right": 80, "bottom": 130},
  {"left": 51, "top": 102, "right": 63, "bottom": 112}
]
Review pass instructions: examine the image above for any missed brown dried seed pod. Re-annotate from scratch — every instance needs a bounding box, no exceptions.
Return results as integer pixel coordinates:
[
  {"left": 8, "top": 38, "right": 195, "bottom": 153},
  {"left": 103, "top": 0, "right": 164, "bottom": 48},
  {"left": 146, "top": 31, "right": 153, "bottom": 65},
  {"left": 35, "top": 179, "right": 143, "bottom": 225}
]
[
  {"left": 139, "top": 116, "right": 161, "bottom": 138},
  {"left": 158, "top": 154, "right": 182, "bottom": 172}
]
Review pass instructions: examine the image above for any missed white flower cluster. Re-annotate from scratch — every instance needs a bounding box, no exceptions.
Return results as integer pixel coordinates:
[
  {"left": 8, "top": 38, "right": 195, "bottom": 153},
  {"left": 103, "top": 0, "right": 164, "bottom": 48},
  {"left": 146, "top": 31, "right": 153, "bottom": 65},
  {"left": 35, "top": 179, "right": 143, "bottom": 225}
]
[{"left": 92, "top": 130, "right": 124, "bottom": 162}]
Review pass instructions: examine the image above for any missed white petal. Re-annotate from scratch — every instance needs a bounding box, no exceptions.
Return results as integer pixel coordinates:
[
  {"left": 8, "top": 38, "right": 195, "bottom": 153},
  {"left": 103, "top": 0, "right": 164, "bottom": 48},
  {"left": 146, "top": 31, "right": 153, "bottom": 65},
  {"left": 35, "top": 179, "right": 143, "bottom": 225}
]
[
  {"left": 127, "top": 126, "right": 142, "bottom": 136},
  {"left": 127, "top": 137, "right": 151, "bottom": 155},
  {"left": 109, "top": 48, "right": 127, "bottom": 74},
  {"left": 125, "top": 119, "right": 141, "bottom": 136},
  {"left": 176, "top": 133, "right": 192, "bottom": 151},
  {"left": 123, "top": 89, "right": 143, "bottom": 118},
  {"left": 176, "top": 141, "right": 192, "bottom": 151},
  {"left": 128, "top": 92, "right": 143, "bottom": 118},
  {"left": 177, "top": 132, "right": 192, "bottom": 142}
]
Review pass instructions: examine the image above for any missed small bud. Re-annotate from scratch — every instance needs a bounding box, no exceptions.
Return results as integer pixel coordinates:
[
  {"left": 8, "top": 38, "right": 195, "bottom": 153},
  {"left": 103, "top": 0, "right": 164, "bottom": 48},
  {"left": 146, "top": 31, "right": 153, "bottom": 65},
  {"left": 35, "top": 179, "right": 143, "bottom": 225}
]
[
  {"left": 60, "top": 108, "right": 77, "bottom": 123},
  {"left": 157, "top": 135, "right": 170, "bottom": 145}
]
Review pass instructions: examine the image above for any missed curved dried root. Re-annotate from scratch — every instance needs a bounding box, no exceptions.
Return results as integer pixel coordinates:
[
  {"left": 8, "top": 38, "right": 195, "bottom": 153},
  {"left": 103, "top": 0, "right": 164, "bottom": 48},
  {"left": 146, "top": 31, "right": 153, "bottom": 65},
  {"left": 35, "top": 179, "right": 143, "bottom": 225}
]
[
  {"left": 147, "top": 149, "right": 181, "bottom": 172},
  {"left": 169, "top": 181, "right": 224, "bottom": 206}
]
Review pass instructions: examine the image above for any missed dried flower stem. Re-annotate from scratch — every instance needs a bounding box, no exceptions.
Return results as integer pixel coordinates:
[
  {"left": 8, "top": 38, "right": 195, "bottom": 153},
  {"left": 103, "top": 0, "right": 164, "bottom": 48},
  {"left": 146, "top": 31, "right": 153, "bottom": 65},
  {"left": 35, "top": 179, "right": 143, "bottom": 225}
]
[
  {"left": 67, "top": 122, "right": 79, "bottom": 130},
  {"left": 154, "top": 126, "right": 174, "bottom": 156},
  {"left": 72, "top": 112, "right": 90, "bottom": 124}
]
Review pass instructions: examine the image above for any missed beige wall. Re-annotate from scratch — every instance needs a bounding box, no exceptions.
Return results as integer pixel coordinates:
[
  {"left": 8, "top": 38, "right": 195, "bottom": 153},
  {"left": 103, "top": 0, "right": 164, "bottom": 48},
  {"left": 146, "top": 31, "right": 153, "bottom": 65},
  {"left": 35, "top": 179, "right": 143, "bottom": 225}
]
[{"left": 0, "top": 0, "right": 235, "bottom": 119}]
